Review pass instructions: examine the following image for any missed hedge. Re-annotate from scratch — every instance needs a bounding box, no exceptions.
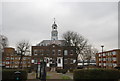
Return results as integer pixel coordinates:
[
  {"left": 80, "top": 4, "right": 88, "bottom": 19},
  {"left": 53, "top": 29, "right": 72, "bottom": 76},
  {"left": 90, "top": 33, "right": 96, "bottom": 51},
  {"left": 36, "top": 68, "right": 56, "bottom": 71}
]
[
  {"left": 69, "top": 69, "right": 74, "bottom": 73},
  {"left": 2, "top": 69, "right": 28, "bottom": 81},
  {"left": 73, "top": 69, "right": 120, "bottom": 81},
  {"left": 56, "top": 69, "right": 68, "bottom": 74}
]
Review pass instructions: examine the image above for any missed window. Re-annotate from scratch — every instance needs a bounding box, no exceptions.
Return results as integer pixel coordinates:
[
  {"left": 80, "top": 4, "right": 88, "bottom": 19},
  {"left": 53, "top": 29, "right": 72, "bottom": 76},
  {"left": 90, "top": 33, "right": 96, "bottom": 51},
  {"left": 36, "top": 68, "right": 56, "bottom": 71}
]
[
  {"left": 103, "top": 58, "right": 106, "bottom": 61},
  {"left": 34, "top": 59, "right": 37, "bottom": 64},
  {"left": 58, "top": 50, "right": 61, "bottom": 55},
  {"left": 109, "top": 52, "right": 112, "bottom": 56},
  {"left": 11, "top": 62, "right": 14, "bottom": 64},
  {"left": 99, "top": 54, "right": 101, "bottom": 57},
  {"left": 11, "top": 57, "right": 14, "bottom": 60},
  {"left": 113, "top": 57, "right": 117, "bottom": 61},
  {"left": 34, "top": 50, "right": 37, "bottom": 54},
  {"left": 70, "top": 59, "right": 73, "bottom": 64},
  {"left": 112, "top": 51, "right": 116, "bottom": 55},
  {"left": 70, "top": 50, "right": 74, "bottom": 55},
  {"left": 64, "top": 59, "right": 68, "bottom": 64},
  {"left": 40, "top": 49, "right": 43, "bottom": 54},
  {"left": 31, "top": 60, "right": 34, "bottom": 63},
  {"left": 99, "top": 58, "right": 101, "bottom": 61},
  {"left": 15, "top": 61, "right": 19, "bottom": 64},
  {"left": 6, "top": 66, "right": 9, "bottom": 68},
  {"left": 103, "top": 63, "right": 106, "bottom": 66},
  {"left": 15, "top": 57, "right": 20, "bottom": 60},
  {"left": 34, "top": 53, "right": 38, "bottom": 56},
  {"left": 17, "top": 57, "right": 20, "bottom": 60},
  {"left": 23, "top": 57, "right": 26, "bottom": 60},
  {"left": 52, "top": 50, "right": 55, "bottom": 55},
  {"left": 46, "top": 59, "right": 49, "bottom": 63},
  {"left": 53, "top": 45, "right": 55, "bottom": 47},
  {"left": 28, "top": 65, "right": 31, "bottom": 67},
  {"left": 23, "top": 61, "right": 26, "bottom": 64},
  {"left": 73, "top": 59, "right": 76, "bottom": 63},
  {"left": 106, "top": 58, "right": 108, "bottom": 61},
  {"left": 99, "top": 63, "right": 101, "bottom": 66},
  {"left": 103, "top": 53, "right": 106, "bottom": 56},
  {"left": 15, "top": 66, "right": 18, "bottom": 68},
  {"left": 28, "top": 57, "right": 31, "bottom": 59},
  {"left": 6, "top": 62, "right": 9, "bottom": 64},
  {"left": 23, "top": 65, "right": 27, "bottom": 67},
  {"left": 108, "top": 57, "right": 112, "bottom": 61},
  {"left": 15, "top": 57, "right": 17, "bottom": 60},
  {"left": 113, "top": 63, "right": 117, "bottom": 67},
  {"left": 46, "top": 50, "right": 49, "bottom": 54},
  {"left": 6, "top": 57, "right": 10, "bottom": 60},
  {"left": 64, "top": 50, "right": 68, "bottom": 55}
]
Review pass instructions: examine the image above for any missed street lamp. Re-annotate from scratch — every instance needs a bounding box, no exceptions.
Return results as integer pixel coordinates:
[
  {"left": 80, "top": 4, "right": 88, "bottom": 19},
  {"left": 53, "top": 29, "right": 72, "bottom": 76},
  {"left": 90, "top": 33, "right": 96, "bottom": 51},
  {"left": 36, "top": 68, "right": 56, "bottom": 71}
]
[{"left": 101, "top": 45, "right": 104, "bottom": 68}]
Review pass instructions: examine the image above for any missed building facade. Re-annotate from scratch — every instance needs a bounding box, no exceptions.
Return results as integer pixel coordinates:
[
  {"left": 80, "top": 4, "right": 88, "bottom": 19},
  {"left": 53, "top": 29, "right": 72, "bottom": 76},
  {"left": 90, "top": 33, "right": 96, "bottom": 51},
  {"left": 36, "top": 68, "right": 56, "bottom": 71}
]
[
  {"left": 0, "top": 35, "right": 8, "bottom": 66},
  {"left": 2, "top": 47, "right": 31, "bottom": 69},
  {"left": 96, "top": 49, "right": 120, "bottom": 68},
  {"left": 31, "top": 20, "right": 78, "bottom": 71}
]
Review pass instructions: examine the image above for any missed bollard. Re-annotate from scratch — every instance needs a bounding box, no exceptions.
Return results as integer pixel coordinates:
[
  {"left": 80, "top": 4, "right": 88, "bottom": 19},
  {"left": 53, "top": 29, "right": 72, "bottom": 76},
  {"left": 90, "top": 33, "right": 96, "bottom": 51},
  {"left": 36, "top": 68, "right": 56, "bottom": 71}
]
[{"left": 14, "top": 71, "right": 21, "bottom": 81}]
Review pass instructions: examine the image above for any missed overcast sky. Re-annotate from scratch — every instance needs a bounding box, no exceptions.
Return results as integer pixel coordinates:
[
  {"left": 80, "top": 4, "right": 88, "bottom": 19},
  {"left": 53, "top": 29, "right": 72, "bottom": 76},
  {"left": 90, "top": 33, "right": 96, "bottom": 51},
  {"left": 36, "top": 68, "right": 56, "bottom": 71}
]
[{"left": 0, "top": 0, "right": 119, "bottom": 51}]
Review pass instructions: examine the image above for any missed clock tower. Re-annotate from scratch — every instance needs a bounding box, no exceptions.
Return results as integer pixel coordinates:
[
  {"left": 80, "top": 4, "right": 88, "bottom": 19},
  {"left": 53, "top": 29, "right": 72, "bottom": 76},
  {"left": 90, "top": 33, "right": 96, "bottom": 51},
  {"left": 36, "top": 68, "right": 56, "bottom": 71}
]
[{"left": 51, "top": 18, "right": 58, "bottom": 40}]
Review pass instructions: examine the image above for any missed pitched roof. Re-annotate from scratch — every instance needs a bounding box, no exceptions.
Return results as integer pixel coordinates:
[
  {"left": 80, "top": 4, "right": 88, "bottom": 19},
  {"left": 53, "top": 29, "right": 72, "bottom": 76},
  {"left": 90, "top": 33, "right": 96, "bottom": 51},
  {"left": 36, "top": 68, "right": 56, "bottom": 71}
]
[{"left": 36, "top": 40, "right": 65, "bottom": 46}]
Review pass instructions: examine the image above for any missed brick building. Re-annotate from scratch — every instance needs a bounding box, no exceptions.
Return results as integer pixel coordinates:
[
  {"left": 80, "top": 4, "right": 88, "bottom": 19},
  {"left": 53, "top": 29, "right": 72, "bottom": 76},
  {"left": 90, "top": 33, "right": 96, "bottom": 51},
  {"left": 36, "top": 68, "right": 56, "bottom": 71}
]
[
  {"left": 31, "top": 20, "right": 78, "bottom": 71},
  {"left": 2, "top": 47, "right": 31, "bottom": 69},
  {"left": 96, "top": 49, "right": 120, "bottom": 68}
]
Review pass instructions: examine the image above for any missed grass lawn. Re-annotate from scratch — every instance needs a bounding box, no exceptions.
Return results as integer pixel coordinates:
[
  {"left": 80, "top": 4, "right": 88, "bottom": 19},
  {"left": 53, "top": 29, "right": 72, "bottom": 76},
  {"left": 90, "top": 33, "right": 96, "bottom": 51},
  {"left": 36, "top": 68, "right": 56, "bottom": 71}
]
[
  {"left": 47, "top": 72, "right": 72, "bottom": 79},
  {"left": 61, "top": 75, "right": 71, "bottom": 79},
  {"left": 46, "top": 76, "right": 51, "bottom": 79}
]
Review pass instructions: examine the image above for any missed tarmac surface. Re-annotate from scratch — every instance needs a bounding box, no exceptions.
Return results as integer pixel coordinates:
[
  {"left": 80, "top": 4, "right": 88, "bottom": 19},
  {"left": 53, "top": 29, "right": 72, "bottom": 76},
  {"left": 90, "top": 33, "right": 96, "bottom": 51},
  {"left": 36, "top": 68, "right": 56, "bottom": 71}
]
[{"left": 26, "top": 79, "right": 73, "bottom": 81}]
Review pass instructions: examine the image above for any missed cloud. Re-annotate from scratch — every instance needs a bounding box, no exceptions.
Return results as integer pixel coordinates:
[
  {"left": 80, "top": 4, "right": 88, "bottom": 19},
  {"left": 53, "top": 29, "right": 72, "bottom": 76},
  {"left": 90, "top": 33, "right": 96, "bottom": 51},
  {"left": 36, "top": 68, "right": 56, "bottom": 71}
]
[{"left": 1, "top": 2, "right": 118, "bottom": 51}]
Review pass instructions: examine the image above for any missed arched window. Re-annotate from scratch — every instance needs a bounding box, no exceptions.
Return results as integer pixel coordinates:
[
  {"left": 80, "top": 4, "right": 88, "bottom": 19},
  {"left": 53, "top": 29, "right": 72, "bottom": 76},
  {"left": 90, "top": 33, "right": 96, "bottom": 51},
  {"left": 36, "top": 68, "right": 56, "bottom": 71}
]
[{"left": 58, "top": 58, "right": 61, "bottom": 63}]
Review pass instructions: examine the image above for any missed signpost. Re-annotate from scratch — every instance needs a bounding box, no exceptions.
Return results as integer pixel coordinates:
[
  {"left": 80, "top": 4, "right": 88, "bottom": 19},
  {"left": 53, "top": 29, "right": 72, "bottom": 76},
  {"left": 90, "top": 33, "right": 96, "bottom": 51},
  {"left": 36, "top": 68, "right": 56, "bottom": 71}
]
[
  {"left": 40, "top": 61, "right": 46, "bottom": 81},
  {"left": 36, "top": 62, "right": 41, "bottom": 79},
  {"left": 37, "top": 62, "right": 41, "bottom": 79},
  {"left": 36, "top": 59, "right": 46, "bottom": 81}
]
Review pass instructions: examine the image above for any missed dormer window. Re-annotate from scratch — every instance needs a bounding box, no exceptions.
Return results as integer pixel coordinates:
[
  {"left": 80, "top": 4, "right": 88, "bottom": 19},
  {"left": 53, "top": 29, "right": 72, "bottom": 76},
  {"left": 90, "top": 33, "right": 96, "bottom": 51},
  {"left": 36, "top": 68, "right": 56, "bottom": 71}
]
[{"left": 53, "top": 45, "right": 55, "bottom": 47}]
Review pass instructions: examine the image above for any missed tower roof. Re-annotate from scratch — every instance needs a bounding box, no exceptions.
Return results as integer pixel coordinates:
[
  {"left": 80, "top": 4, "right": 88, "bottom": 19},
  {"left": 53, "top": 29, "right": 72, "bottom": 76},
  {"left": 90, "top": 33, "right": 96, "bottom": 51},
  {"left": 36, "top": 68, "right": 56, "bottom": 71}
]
[{"left": 52, "top": 18, "right": 57, "bottom": 27}]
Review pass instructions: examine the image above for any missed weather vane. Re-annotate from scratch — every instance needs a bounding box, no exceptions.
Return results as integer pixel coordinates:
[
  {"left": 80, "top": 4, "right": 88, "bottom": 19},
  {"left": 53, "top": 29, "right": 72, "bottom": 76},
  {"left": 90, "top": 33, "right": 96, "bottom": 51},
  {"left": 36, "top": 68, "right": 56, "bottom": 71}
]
[{"left": 54, "top": 18, "right": 56, "bottom": 24}]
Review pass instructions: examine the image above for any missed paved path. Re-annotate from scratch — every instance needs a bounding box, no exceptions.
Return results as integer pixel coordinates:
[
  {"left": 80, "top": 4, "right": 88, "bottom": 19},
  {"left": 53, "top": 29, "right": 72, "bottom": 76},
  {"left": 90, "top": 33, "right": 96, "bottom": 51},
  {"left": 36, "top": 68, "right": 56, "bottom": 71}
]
[
  {"left": 28, "top": 71, "right": 36, "bottom": 79},
  {"left": 26, "top": 79, "right": 73, "bottom": 81},
  {"left": 28, "top": 71, "right": 73, "bottom": 80}
]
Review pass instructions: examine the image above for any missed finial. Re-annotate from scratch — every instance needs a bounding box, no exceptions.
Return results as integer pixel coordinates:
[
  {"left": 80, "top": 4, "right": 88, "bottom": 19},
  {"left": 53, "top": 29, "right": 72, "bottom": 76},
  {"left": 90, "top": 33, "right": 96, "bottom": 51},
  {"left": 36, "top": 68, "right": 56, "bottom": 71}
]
[{"left": 54, "top": 18, "right": 56, "bottom": 24}]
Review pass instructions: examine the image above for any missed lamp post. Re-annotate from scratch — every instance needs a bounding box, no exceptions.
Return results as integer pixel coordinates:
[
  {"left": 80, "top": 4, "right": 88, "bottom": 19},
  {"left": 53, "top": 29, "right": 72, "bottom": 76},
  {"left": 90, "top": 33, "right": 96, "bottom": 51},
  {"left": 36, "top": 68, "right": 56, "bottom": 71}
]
[
  {"left": 63, "top": 50, "right": 64, "bottom": 69},
  {"left": 101, "top": 45, "right": 104, "bottom": 68}
]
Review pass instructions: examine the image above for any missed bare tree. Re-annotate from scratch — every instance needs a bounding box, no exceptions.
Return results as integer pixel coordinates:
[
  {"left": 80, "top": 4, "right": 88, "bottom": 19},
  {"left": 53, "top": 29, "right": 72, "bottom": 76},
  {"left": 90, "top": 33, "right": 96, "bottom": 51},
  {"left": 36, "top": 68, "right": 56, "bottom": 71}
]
[
  {"left": 62, "top": 31, "right": 88, "bottom": 65},
  {"left": 16, "top": 40, "right": 30, "bottom": 69},
  {"left": 62, "top": 31, "right": 98, "bottom": 66},
  {"left": 80, "top": 45, "right": 98, "bottom": 66}
]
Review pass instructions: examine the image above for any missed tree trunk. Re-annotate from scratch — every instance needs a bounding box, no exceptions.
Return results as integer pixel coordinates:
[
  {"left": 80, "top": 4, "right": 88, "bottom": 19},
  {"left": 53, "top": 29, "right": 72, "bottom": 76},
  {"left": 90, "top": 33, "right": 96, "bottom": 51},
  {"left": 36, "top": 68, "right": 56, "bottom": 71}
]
[
  {"left": 19, "top": 55, "right": 23, "bottom": 69},
  {"left": 82, "top": 60, "right": 84, "bottom": 67},
  {"left": 87, "top": 60, "right": 90, "bottom": 66}
]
